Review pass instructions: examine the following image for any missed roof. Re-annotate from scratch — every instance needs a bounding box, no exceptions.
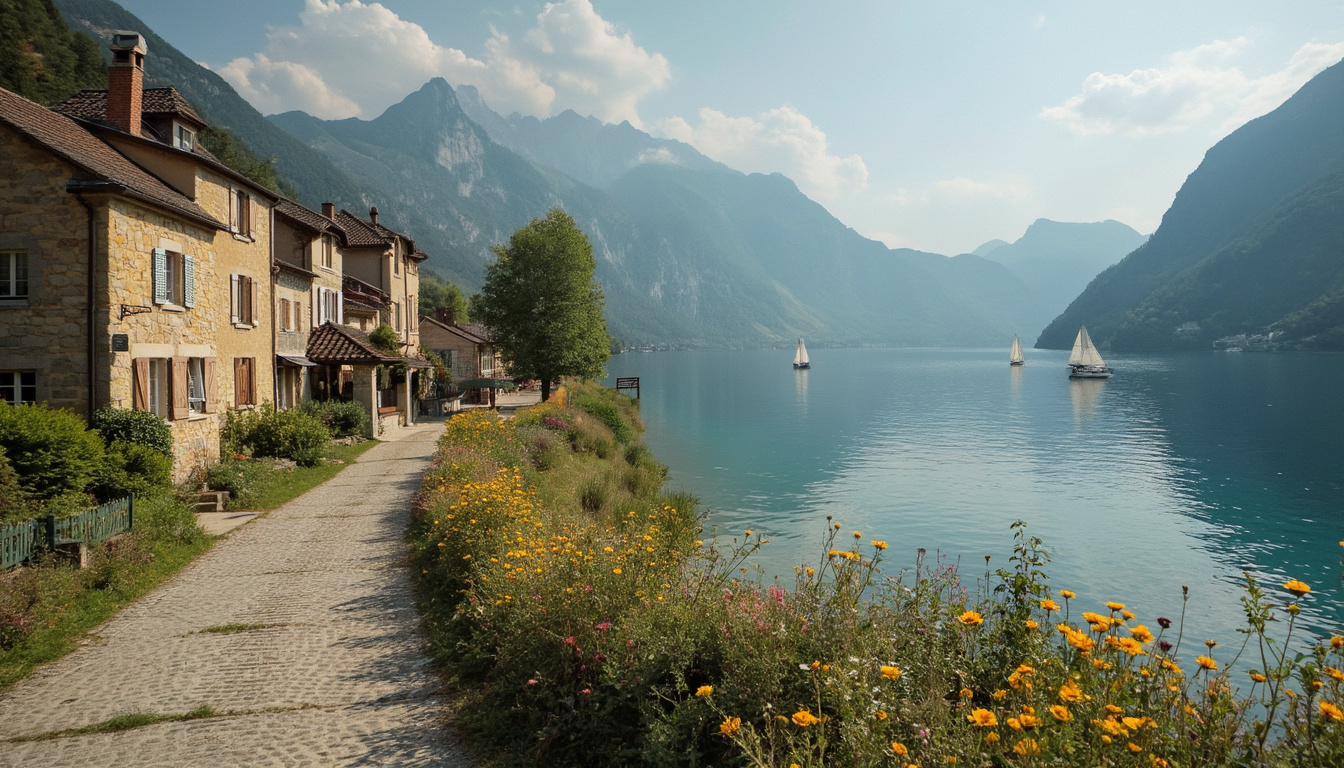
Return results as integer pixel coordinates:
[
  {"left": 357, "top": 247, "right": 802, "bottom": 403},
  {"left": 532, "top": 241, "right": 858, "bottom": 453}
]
[
  {"left": 335, "top": 210, "right": 393, "bottom": 247},
  {"left": 421, "top": 315, "right": 489, "bottom": 345},
  {"left": 305, "top": 322, "right": 401, "bottom": 365},
  {"left": 276, "top": 199, "right": 341, "bottom": 236},
  {"left": 459, "top": 322, "right": 494, "bottom": 343},
  {"left": 55, "top": 88, "right": 207, "bottom": 128},
  {"left": 0, "top": 87, "right": 223, "bottom": 230},
  {"left": 276, "top": 260, "right": 318, "bottom": 280}
]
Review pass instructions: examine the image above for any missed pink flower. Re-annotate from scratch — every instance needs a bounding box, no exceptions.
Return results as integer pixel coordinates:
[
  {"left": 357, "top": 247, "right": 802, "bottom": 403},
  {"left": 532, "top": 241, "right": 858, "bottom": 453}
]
[
  {"left": 527, "top": 679, "right": 538, "bottom": 685},
  {"left": 596, "top": 621, "right": 611, "bottom": 631},
  {"left": 581, "top": 688, "right": 591, "bottom": 694},
  {"left": 564, "top": 637, "right": 576, "bottom": 646}
]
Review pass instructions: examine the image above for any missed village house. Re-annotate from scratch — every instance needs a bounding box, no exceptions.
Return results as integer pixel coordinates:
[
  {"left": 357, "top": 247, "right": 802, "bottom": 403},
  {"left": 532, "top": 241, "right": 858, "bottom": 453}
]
[
  {"left": 272, "top": 199, "right": 347, "bottom": 409},
  {"left": 334, "top": 208, "right": 424, "bottom": 354},
  {"left": 418, "top": 309, "right": 508, "bottom": 406},
  {"left": 0, "top": 32, "right": 276, "bottom": 477}
]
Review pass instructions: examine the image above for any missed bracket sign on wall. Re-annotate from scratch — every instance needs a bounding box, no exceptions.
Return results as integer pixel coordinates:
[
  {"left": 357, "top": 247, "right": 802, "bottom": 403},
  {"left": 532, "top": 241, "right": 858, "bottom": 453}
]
[{"left": 119, "top": 304, "right": 152, "bottom": 320}]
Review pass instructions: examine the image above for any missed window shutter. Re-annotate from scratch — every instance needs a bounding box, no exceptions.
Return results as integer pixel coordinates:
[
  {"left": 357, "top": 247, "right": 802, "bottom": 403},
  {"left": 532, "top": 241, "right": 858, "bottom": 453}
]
[
  {"left": 312, "top": 286, "right": 320, "bottom": 325},
  {"left": 203, "top": 357, "right": 217, "bottom": 413},
  {"left": 170, "top": 357, "right": 189, "bottom": 420},
  {"left": 152, "top": 248, "right": 168, "bottom": 304},
  {"left": 234, "top": 358, "right": 246, "bottom": 406},
  {"left": 228, "top": 190, "right": 237, "bottom": 233},
  {"left": 246, "top": 358, "right": 255, "bottom": 404},
  {"left": 183, "top": 254, "right": 196, "bottom": 308},
  {"left": 336, "top": 290, "right": 343, "bottom": 324},
  {"left": 230, "top": 274, "right": 240, "bottom": 323},
  {"left": 132, "top": 358, "right": 150, "bottom": 410},
  {"left": 250, "top": 277, "right": 259, "bottom": 326}
]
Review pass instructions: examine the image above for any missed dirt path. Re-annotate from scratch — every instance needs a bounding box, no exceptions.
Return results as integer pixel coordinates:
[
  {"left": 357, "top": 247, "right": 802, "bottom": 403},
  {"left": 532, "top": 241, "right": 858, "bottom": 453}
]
[{"left": 0, "top": 423, "right": 471, "bottom": 767}]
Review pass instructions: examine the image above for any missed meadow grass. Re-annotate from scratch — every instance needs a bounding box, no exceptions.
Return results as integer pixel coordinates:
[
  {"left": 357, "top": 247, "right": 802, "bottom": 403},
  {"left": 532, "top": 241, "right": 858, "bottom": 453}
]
[{"left": 412, "top": 380, "right": 1344, "bottom": 768}]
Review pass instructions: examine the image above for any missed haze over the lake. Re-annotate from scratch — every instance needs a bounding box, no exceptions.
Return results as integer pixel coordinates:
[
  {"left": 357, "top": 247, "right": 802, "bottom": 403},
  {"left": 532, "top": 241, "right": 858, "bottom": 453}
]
[{"left": 113, "top": 0, "right": 1344, "bottom": 255}]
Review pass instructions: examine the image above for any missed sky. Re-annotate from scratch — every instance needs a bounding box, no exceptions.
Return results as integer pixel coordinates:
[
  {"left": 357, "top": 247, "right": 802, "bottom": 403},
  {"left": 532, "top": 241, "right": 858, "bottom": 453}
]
[{"left": 112, "top": 0, "right": 1344, "bottom": 256}]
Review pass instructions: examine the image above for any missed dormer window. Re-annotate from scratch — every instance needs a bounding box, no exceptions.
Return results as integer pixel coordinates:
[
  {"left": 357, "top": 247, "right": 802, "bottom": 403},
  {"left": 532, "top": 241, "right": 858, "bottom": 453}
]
[{"left": 173, "top": 123, "right": 195, "bottom": 151}]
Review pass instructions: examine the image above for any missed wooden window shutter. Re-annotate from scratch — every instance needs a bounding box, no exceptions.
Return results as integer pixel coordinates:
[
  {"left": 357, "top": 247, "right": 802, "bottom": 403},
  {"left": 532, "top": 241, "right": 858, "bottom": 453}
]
[
  {"left": 250, "top": 277, "right": 259, "bottom": 326},
  {"left": 170, "top": 357, "right": 189, "bottom": 420},
  {"left": 230, "top": 274, "right": 240, "bottom": 323},
  {"left": 152, "top": 248, "right": 168, "bottom": 304},
  {"left": 228, "top": 189, "right": 237, "bottom": 233},
  {"left": 132, "top": 358, "right": 150, "bottom": 410},
  {"left": 183, "top": 254, "right": 196, "bottom": 308},
  {"left": 278, "top": 298, "right": 289, "bottom": 331},
  {"left": 234, "top": 358, "right": 252, "bottom": 406},
  {"left": 203, "top": 357, "right": 217, "bottom": 413}
]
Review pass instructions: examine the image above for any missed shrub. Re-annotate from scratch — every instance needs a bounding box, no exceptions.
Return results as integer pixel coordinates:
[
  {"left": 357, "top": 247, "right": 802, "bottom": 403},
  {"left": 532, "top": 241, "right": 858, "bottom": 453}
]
[
  {"left": 223, "top": 405, "right": 332, "bottom": 467},
  {"left": 573, "top": 390, "right": 635, "bottom": 444},
  {"left": 0, "top": 445, "right": 35, "bottom": 522},
  {"left": 299, "top": 399, "right": 368, "bottom": 437},
  {"left": 204, "top": 459, "right": 270, "bottom": 507},
  {"left": 368, "top": 323, "right": 401, "bottom": 355},
  {"left": 90, "top": 407, "right": 173, "bottom": 456},
  {"left": 0, "top": 403, "right": 104, "bottom": 501},
  {"left": 90, "top": 441, "right": 172, "bottom": 502}
]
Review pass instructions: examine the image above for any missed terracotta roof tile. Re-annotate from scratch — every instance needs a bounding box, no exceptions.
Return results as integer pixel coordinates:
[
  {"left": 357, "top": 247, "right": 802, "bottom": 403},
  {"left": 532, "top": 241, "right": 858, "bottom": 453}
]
[
  {"left": 276, "top": 199, "right": 340, "bottom": 235},
  {"left": 421, "top": 315, "right": 489, "bottom": 344},
  {"left": 0, "top": 87, "right": 223, "bottom": 229},
  {"left": 55, "top": 87, "right": 206, "bottom": 126},
  {"left": 305, "top": 322, "right": 399, "bottom": 364},
  {"left": 335, "top": 210, "right": 393, "bottom": 247}
]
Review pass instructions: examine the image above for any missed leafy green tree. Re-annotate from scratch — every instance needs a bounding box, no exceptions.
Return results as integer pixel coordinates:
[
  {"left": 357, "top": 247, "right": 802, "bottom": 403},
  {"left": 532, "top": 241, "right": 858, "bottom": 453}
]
[
  {"left": 0, "top": 0, "right": 106, "bottom": 106},
  {"left": 478, "top": 208, "right": 610, "bottom": 402},
  {"left": 199, "top": 126, "right": 296, "bottom": 197},
  {"left": 419, "top": 272, "right": 470, "bottom": 323},
  {"left": 368, "top": 323, "right": 401, "bottom": 355}
]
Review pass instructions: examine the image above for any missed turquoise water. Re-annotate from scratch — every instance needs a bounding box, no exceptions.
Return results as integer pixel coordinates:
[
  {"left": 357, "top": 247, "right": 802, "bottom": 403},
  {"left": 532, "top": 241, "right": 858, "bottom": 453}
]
[{"left": 606, "top": 347, "right": 1344, "bottom": 649}]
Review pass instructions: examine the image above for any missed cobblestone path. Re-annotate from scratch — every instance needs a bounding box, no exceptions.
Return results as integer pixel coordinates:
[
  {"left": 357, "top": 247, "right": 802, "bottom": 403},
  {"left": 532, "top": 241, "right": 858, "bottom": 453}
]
[{"left": 0, "top": 424, "right": 471, "bottom": 767}]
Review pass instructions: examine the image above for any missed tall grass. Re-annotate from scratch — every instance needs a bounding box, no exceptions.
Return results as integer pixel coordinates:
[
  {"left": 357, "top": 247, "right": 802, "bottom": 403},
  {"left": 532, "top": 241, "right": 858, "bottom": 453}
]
[{"left": 412, "top": 381, "right": 1344, "bottom": 767}]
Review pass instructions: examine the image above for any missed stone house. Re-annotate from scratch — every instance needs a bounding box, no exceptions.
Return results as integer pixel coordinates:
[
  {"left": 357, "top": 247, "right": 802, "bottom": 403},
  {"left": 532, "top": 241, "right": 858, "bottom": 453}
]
[
  {"left": 0, "top": 32, "right": 277, "bottom": 477},
  {"left": 305, "top": 322, "right": 425, "bottom": 437},
  {"left": 333, "top": 208, "right": 425, "bottom": 355},
  {"left": 273, "top": 199, "right": 346, "bottom": 409}
]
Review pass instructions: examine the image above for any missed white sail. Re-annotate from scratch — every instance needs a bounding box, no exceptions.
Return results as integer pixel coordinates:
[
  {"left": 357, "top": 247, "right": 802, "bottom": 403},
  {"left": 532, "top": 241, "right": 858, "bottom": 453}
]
[
  {"left": 1009, "top": 335, "right": 1024, "bottom": 364},
  {"left": 1068, "top": 326, "right": 1107, "bottom": 368},
  {"left": 795, "top": 338, "right": 809, "bottom": 365}
]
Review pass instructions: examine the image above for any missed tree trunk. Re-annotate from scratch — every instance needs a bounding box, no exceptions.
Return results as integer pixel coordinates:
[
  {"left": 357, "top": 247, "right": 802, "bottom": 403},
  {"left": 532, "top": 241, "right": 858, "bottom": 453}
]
[{"left": 541, "top": 378, "right": 551, "bottom": 402}]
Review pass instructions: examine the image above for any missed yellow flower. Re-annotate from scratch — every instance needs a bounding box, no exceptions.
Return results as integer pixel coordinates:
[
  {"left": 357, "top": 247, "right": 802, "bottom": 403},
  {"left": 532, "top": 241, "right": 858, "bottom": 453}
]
[
  {"left": 612, "top": 567, "right": 622, "bottom": 574},
  {"left": 1122, "top": 610, "right": 1136, "bottom": 620},
  {"left": 719, "top": 716, "right": 741, "bottom": 736},
  {"left": 985, "top": 732, "right": 1000, "bottom": 744},
  {"left": 1129, "top": 624, "right": 1155, "bottom": 643},
  {"left": 1107, "top": 601, "right": 1126, "bottom": 611},
  {"left": 876, "top": 710, "right": 888, "bottom": 720},
  {"left": 1333, "top": 636, "right": 1343, "bottom": 649},
  {"left": 1326, "top": 667, "right": 1344, "bottom": 681},
  {"left": 1284, "top": 579, "right": 1312, "bottom": 597},
  {"left": 1012, "top": 739, "right": 1041, "bottom": 757},
  {"left": 892, "top": 742, "right": 908, "bottom": 755},
  {"left": 871, "top": 540, "right": 889, "bottom": 550},
  {"left": 695, "top": 685, "right": 713, "bottom": 698},
  {"left": 881, "top": 665, "right": 903, "bottom": 681},
  {"left": 959, "top": 687, "right": 973, "bottom": 699},
  {"left": 1116, "top": 637, "right": 1147, "bottom": 656},
  {"left": 1018, "top": 712, "right": 1042, "bottom": 728},
  {"left": 744, "top": 529, "right": 752, "bottom": 536},
  {"left": 1250, "top": 672, "right": 1267, "bottom": 683},
  {"left": 1049, "top": 705, "right": 1072, "bottom": 722},
  {"left": 1039, "top": 599, "right": 1060, "bottom": 612},
  {"left": 1196, "top": 655, "right": 1218, "bottom": 671},
  {"left": 853, "top": 531, "right": 862, "bottom": 539},
  {"left": 1151, "top": 757, "right": 1170, "bottom": 768},
  {"left": 1128, "top": 742, "right": 1143, "bottom": 754},
  {"left": 1122, "top": 716, "right": 1149, "bottom": 731},
  {"left": 1321, "top": 701, "right": 1344, "bottom": 722},
  {"left": 1058, "top": 681, "right": 1085, "bottom": 703},
  {"left": 1025, "top": 619, "right": 1038, "bottom": 630},
  {"left": 967, "top": 708, "right": 998, "bottom": 727},
  {"left": 792, "top": 709, "right": 821, "bottom": 727},
  {"left": 992, "top": 689, "right": 1007, "bottom": 700},
  {"left": 1007, "top": 717, "right": 1023, "bottom": 731},
  {"left": 1059, "top": 589, "right": 1076, "bottom": 599},
  {"left": 958, "top": 610, "right": 984, "bottom": 626}
]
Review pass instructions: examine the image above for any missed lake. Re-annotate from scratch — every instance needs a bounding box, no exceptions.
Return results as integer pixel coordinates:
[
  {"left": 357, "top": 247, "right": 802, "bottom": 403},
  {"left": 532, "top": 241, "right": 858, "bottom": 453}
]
[{"left": 606, "top": 347, "right": 1344, "bottom": 650}]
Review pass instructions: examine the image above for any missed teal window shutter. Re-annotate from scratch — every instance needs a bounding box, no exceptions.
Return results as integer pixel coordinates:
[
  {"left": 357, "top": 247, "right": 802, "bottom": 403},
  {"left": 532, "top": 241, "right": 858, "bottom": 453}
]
[
  {"left": 152, "top": 248, "right": 168, "bottom": 304},
  {"left": 183, "top": 254, "right": 196, "bottom": 308}
]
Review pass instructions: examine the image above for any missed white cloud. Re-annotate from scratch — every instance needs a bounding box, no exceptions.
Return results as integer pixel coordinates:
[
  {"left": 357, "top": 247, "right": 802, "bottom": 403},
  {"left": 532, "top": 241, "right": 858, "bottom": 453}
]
[
  {"left": 218, "top": 0, "right": 668, "bottom": 124},
  {"left": 657, "top": 106, "right": 868, "bottom": 200},
  {"left": 1042, "top": 38, "right": 1344, "bottom": 136},
  {"left": 888, "top": 176, "right": 1032, "bottom": 206}
]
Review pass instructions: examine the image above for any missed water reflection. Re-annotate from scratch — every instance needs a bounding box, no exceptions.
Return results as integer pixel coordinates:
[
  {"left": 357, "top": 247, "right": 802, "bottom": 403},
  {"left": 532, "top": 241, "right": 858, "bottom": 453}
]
[
  {"left": 1069, "top": 378, "right": 1105, "bottom": 422},
  {"left": 794, "top": 367, "right": 809, "bottom": 411},
  {"left": 1009, "top": 364, "right": 1022, "bottom": 399}
]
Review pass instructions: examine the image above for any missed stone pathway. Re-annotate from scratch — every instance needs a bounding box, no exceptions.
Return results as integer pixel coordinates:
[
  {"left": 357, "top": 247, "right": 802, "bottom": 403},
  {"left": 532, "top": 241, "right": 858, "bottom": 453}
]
[{"left": 0, "top": 424, "right": 472, "bottom": 767}]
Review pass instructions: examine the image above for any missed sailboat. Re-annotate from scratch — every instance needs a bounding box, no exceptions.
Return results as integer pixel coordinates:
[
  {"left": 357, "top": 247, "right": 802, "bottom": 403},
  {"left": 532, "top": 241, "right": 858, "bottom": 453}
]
[
  {"left": 1067, "top": 326, "right": 1112, "bottom": 379},
  {"left": 1009, "top": 335, "right": 1025, "bottom": 366},
  {"left": 793, "top": 338, "right": 810, "bottom": 369}
]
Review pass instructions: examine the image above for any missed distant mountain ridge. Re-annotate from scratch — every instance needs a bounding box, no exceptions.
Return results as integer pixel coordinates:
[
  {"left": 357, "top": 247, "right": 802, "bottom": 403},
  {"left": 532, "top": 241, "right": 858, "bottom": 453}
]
[{"left": 1038, "top": 57, "right": 1344, "bottom": 351}]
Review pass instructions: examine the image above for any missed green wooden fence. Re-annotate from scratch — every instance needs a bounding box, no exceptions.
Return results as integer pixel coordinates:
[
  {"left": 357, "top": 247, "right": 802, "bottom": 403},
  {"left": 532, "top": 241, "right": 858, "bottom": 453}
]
[{"left": 0, "top": 496, "right": 134, "bottom": 569}]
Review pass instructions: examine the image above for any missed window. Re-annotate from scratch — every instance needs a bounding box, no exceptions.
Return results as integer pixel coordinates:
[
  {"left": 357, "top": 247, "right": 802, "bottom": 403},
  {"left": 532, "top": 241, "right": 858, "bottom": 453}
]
[
  {"left": 231, "top": 274, "right": 258, "bottom": 326},
  {"left": 152, "top": 248, "right": 195, "bottom": 307},
  {"left": 173, "top": 123, "right": 194, "bottom": 151},
  {"left": 277, "top": 367, "right": 302, "bottom": 410},
  {"left": 409, "top": 295, "right": 416, "bottom": 330},
  {"left": 278, "top": 298, "right": 292, "bottom": 332},
  {"left": 234, "top": 358, "right": 256, "bottom": 406},
  {"left": 134, "top": 357, "right": 215, "bottom": 418},
  {"left": 0, "top": 251, "right": 28, "bottom": 302},
  {"left": 320, "top": 235, "right": 334, "bottom": 269},
  {"left": 315, "top": 286, "right": 341, "bottom": 325},
  {"left": 230, "top": 189, "right": 252, "bottom": 239},
  {"left": 394, "top": 301, "right": 402, "bottom": 332},
  {"left": 0, "top": 371, "right": 35, "bottom": 405}
]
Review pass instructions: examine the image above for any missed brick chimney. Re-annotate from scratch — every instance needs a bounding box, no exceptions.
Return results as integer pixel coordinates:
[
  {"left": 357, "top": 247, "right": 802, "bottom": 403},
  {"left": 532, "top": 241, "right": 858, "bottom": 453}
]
[
  {"left": 321, "top": 202, "right": 335, "bottom": 219},
  {"left": 436, "top": 307, "right": 455, "bottom": 325},
  {"left": 369, "top": 206, "right": 379, "bottom": 226},
  {"left": 107, "top": 32, "right": 146, "bottom": 136}
]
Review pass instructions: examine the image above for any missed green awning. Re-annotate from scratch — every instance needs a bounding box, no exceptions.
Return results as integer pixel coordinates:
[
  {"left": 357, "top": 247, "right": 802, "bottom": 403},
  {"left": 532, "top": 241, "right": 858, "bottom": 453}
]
[{"left": 456, "top": 378, "right": 517, "bottom": 389}]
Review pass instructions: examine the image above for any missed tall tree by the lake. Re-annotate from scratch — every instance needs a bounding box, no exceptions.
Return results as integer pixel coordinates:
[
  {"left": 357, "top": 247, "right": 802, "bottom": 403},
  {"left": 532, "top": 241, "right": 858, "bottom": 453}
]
[{"left": 479, "top": 209, "right": 610, "bottom": 402}]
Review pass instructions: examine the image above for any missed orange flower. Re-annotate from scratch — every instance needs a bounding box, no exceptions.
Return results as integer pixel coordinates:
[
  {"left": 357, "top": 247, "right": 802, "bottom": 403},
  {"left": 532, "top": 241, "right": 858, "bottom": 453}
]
[
  {"left": 1059, "top": 589, "right": 1076, "bottom": 599},
  {"left": 792, "top": 709, "right": 821, "bottom": 727},
  {"left": 967, "top": 708, "right": 998, "bottom": 727},
  {"left": 892, "top": 742, "right": 909, "bottom": 755},
  {"left": 719, "top": 716, "right": 741, "bottom": 736},
  {"left": 1049, "top": 705, "right": 1072, "bottom": 722},
  {"left": 881, "top": 665, "right": 903, "bottom": 681},
  {"left": 1106, "top": 601, "right": 1126, "bottom": 611},
  {"left": 1039, "top": 599, "right": 1060, "bottom": 612},
  {"left": 1284, "top": 579, "right": 1312, "bottom": 597},
  {"left": 959, "top": 610, "right": 984, "bottom": 626},
  {"left": 1196, "top": 655, "right": 1218, "bottom": 671},
  {"left": 1321, "top": 701, "right": 1344, "bottom": 722},
  {"left": 1058, "top": 681, "right": 1085, "bottom": 703},
  {"left": 695, "top": 685, "right": 713, "bottom": 698},
  {"left": 1012, "top": 739, "right": 1041, "bottom": 757},
  {"left": 1249, "top": 672, "right": 1268, "bottom": 683}
]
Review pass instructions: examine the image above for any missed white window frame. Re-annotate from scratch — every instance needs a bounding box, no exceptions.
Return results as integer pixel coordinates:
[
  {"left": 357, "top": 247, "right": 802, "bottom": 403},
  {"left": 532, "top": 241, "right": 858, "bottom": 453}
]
[
  {"left": 152, "top": 249, "right": 194, "bottom": 308},
  {"left": 173, "top": 123, "right": 194, "bottom": 151},
  {"left": 0, "top": 251, "right": 28, "bottom": 303},
  {"left": 0, "top": 371, "right": 36, "bottom": 405},
  {"left": 146, "top": 359, "right": 168, "bottom": 418},
  {"left": 187, "top": 358, "right": 206, "bottom": 414},
  {"left": 316, "top": 286, "right": 342, "bottom": 325},
  {"left": 320, "top": 235, "right": 334, "bottom": 269}
]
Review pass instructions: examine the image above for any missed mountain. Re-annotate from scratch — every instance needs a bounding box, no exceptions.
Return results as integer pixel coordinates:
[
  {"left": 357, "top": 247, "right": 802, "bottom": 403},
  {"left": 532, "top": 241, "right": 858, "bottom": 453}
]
[
  {"left": 455, "top": 84, "right": 725, "bottom": 187},
  {"left": 971, "top": 239, "right": 1009, "bottom": 258},
  {"left": 52, "top": 0, "right": 363, "bottom": 209},
  {"left": 982, "top": 219, "right": 1146, "bottom": 341},
  {"left": 1, "top": 0, "right": 106, "bottom": 105},
  {"left": 1037, "top": 57, "right": 1344, "bottom": 352}
]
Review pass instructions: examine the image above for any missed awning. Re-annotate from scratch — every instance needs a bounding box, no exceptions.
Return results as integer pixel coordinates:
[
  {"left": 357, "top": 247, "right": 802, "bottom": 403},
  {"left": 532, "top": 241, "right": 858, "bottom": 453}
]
[
  {"left": 456, "top": 378, "right": 517, "bottom": 389},
  {"left": 277, "top": 355, "right": 316, "bottom": 367}
]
